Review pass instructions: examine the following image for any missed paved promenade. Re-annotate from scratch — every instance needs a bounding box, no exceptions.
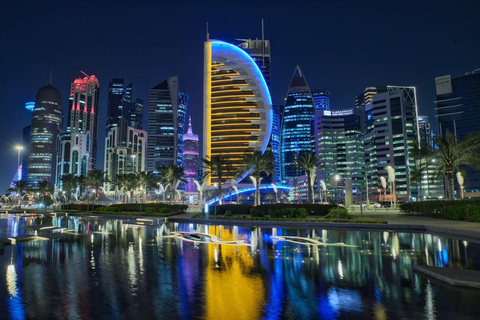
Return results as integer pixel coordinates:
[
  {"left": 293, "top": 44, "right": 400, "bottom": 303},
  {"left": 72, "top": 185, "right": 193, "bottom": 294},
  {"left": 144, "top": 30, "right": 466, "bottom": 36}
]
[{"left": 169, "top": 209, "right": 480, "bottom": 243}]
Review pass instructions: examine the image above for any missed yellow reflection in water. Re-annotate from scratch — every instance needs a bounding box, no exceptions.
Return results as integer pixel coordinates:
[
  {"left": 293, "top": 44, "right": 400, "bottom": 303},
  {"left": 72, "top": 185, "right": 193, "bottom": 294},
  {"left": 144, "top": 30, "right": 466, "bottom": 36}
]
[
  {"left": 204, "top": 226, "right": 264, "bottom": 320},
  {"left": 6, "top": 265, "right": 18, "bottom": 297}
]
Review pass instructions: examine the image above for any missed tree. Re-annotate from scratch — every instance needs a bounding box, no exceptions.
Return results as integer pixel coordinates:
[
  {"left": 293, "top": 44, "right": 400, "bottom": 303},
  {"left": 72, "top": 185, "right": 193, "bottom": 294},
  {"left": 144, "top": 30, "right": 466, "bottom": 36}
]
[
  {"left": 297, "top": 152, "right": 321, "bottom": 204},
  {"left": 112, "top": 174, "right": 130, "bottom": 203},
  {"left": 433, "top": 131, "right": 480, "bottom": 200},
  {"left": 202, "top": 155, "right": 232, "bottom": 205},
  {"left": 240, "top": 151, "right": 275, "bottom": 206},
  {"left": 136, "top": 171, "right": 158, "bottom": 202},
  {"left": 7, "top": 180, "right": 29, "bottom": 207},
  {"left": 410, "top": 141, "right": 435, "bottom": 200},
  {"left": 86, "top": 170, "right": 107, "bottom": 204},
  {"left": 158, "top": 164, "right": 186, "bottom": 204},
  {"left": 37, "top": 180, "right": 53, "bottom": 211},
  {"left": 265, "top": 193, "right": 276, "bottom": 204},
  {"left": 77, "top": 175, "right": 88, "bottom": 199},
  {"left": 125, "top": 173, "right": 140, "bottom": 203},
  {"left": 60, "top": 174, "right": 78, "bottom": 203}
]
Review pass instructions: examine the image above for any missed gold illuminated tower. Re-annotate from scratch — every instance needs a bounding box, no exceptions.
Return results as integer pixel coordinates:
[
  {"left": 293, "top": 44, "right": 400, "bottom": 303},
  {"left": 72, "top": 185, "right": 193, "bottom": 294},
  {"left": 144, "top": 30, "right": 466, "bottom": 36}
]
[{"left": 203, "top": 40, "right": 272, "bottom": 184}]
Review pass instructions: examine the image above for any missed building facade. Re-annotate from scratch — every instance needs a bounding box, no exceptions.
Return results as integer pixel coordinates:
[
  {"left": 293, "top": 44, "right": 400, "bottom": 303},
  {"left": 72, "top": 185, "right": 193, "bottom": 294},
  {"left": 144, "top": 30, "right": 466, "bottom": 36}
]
[
  {"left": 435, "top": 71, "right": 480, "bottom": 194},
  {"left": 104, "top": 118, "right": 147, "bottom": 193},
  {"left": 281, "top": 65, "right": 315, "bottom": 183},
  {"left": 28, "top": 85, "right": 62, "bottom": 187},
  {"left": 147, "top": 77, "right": 187, "bottom": 171},
  {"left": 363, "top": 87, "right": 420, "bottom": 201},
  {"left": 311, "top": 109, "right": 365, "bottom": 192},
  {"left": 311, "top": 89, "right": 330, "bottom": 112},
  {"left": 203, "top": 40, "right": 272, "bottom": 184},
  {"left": 183, "top": 116, "right": 199, "bottom": 193}
]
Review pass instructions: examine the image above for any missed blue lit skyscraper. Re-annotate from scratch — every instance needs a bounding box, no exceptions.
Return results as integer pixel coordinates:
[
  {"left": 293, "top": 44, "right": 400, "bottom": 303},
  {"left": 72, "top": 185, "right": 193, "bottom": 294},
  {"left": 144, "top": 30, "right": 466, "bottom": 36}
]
[
  {"left": 281, "top": 66, "right": 315, "bottom": 182},
  {"left": 311, "top": 89, "right": 330, "bottom": 111},
  {"left": 177, "top": 92, "right": 188, "bottom": 168},
  {"left": 203, "top": 40, "right": 272, "bottom": 184}
]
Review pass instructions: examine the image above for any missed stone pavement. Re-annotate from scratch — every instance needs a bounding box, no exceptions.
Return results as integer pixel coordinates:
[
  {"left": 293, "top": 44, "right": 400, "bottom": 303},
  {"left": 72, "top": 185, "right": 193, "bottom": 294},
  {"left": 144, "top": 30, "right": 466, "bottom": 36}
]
[{"left": 169, "top": 209, "right": 480, "bottom": 243}]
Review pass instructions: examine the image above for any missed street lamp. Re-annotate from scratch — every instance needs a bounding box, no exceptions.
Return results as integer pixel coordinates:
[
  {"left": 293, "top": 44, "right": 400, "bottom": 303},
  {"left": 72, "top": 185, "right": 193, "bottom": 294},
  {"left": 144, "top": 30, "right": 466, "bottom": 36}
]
[
  {"left": 131, "top": 155, "right": 136, "bottom": 172},
  {"left": 456, "top": 172, "right": 465, "bottom": 199},
  {"left": 386, "top": 166, "right": 396, "bottom": 209},
  {"left": 15, "top": 146, "right": 23, "bottom": 181},
  {"left": 335, "top": 174, "right": 340, "bottom": 222}
]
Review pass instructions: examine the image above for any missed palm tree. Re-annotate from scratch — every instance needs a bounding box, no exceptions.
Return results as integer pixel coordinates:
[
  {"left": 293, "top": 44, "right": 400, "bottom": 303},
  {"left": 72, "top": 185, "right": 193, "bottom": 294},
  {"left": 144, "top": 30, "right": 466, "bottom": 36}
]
[
  {"left": 136, "top": 171, "right": 157, "bottom": 202},
  {"left": 265, "top": 193, "right": 276, "bottom": 204},
  {"left": 240, "top": 151, "right": 275, "bottom": 206},
  {"left": 60, "top": 174, "right": 78, "bottom": 203},
  {"left": 86, "top": 170, "right": 108, "bottom": 204},
  {"left": 297, "top": 152, "right": 321, "bottom": 204},
  {"left": 410, "top": 141, "right": 435, "bottom": 200},
  {"left": 433, "top": 131, "right": 480, "bottom": 200},
  {"left": 202, "top": 155, "right": 232, "bottom": 205},
  {"left": 7, "top": 180, "right": 29, "bottom": 207},
  {"left": 37, "top": 180, "right": 53, "bottom": 211},
  {"left": 158, "top": 164, "right": 186, "bottom": 204},
  {"left": 77, "top": 175, "right": 88, "bottom": 200},
  {"left": 124, "top": 173, "right": 140, "bottom": 203},
  {"left": 112, "top": 174, "right": 130, "bottom": 203}
]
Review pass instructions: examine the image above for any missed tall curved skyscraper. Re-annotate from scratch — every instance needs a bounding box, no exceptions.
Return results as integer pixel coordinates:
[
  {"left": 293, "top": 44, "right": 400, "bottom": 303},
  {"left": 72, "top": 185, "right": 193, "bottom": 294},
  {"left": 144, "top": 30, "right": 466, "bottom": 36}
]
[
  {"left": 28, "top": 85, "right": 62, "bottom": 187},
  {"left": 281, "top": 66, "right": 315, "bottom": 182},
  {"left": 203, "top": 40, "right": 272, "bottom": 184}
]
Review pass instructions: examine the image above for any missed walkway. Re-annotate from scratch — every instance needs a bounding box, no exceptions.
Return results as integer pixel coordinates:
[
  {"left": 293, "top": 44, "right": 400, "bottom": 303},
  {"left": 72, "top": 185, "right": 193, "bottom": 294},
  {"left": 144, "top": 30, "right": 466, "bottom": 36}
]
[{"left": 168, "top": 209, "right": 480, "bottom": 243}]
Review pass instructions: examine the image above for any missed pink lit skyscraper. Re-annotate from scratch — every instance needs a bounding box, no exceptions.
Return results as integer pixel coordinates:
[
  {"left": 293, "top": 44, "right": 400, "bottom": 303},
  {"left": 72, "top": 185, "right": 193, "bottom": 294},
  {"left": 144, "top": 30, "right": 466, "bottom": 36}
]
[{"left": 183, "top": 116, "right": 199, "bottom": 193}]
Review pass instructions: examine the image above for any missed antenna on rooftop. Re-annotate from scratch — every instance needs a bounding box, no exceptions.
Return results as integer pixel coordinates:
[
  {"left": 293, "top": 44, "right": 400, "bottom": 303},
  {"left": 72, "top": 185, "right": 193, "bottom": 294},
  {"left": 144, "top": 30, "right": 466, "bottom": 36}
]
[
  {"left": 80, "top": 70, "right": 90, "bottom": 78},
  {"left": 206, "top": 22, "right": 209, "bottom": 41}
]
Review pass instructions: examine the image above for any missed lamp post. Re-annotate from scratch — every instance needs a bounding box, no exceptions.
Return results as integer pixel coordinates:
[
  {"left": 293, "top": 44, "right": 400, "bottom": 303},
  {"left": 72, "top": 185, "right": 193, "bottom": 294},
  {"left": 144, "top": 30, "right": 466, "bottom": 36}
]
[
  {"left": 131, "top": 155, "right": 136, "bottom": 173},
  {"left": 456, "top": 172, "right": 465, "bottom": 199},
  {"left": 15, "top": 146, "right": 23, "bottom": 181},
  {"left": 386, "top": 166, "right": 396, "bottom": 209},
  {"left": 213, "top": 183, "right": 218, "bottom": 218},
  {"left": 335, "top": 174, "right": 340, "bottom": 222}
]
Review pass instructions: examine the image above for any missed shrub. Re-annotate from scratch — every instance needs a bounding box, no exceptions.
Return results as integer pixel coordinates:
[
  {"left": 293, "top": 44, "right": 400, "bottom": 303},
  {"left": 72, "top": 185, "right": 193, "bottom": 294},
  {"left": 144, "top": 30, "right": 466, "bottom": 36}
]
[
  {"left": 250, "top": 208, "right": 265, "bottom": 218},
  {"left": 159, "top": 207, "right": 170, "bottom": 214},
  {"left": 95, "top": 206, "right": 119, "bottom": 213},
  {"left": 145, "top": 207, "right": 156, "bottom": 214},
  {"left": 110, "top": 203, "right": 187, "bottom": 213},
  {"left": 214, "top": 204, "right": 252, "bottom": 215},
  {"left": 224, "top": 210, "right": 233, "bottom": 217},
  {"left": 400, "top": 200, "right": 480, "bottom": 222},
  {"left": 254, "top": 203, "right": 336, "bottom": 216},
  {"left": 324, "top": 207, "right": 350, "bottom": 219}
]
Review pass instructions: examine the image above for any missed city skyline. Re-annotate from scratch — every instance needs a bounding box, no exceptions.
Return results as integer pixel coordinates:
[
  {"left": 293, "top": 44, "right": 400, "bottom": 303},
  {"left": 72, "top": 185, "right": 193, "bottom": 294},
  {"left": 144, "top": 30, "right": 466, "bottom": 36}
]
[{"left": 1, "top": 0, "right": 479, "bottom": 190}]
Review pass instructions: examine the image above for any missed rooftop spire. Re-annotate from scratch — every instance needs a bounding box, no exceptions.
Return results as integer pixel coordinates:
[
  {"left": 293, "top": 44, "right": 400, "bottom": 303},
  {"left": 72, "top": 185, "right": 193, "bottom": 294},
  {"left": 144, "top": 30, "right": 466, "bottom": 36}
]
[{"left": 187, "top": 116, "right": 193, "bottom": 135}]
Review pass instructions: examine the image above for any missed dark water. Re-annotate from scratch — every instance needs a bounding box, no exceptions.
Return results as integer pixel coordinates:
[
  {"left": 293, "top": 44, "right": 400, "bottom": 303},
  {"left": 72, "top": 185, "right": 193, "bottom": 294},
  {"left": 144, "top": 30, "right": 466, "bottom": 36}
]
[{"left": 1, "top": 214, "right": 480, "bottom": 320}]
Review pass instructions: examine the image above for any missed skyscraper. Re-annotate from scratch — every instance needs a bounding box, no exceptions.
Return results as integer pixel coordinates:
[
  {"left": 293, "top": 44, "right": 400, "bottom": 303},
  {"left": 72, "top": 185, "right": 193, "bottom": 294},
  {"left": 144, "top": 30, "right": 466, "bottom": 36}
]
[
  {"left": 238, "top": 37, "right": 279, "bottom": 183},
  {"left": 435, "top": 70, "right": 480, "bottom": 194},
  {"left": 56, "top": 74, "right": 99, "bottom": 190},
  {"left": 28, "top": 85, "right": 62, "bottom": 187},
  {"left": 183, "top": 116, "right": 199, "bottom": 193},
  {"left": 21, "top": 125, "right": 31, "bottom": 182},
  {"left": 363, "top": 86, "right": 420, "bottom": 201},
  {"left": 104, "top": 118, "right": 147, "bottom": 193},
  {"left": 311, "top": 109, "right": 365, "bottom": 190},
  {"left": 311, "top": 89, "right": 330, "bottom": 111},
  {"left": 147, "top": 77, "right": 187, "bottom": 171},
  {"left": 129, "top": 98, "right": 144, "bottom": 130},
  {"left": 66, "top": 74, "right": 100, "bottom": 170},
  {"left": 355, "top": 86, "right": 388, "bottom": 108},
  {"left": 281, "top": 65, "right": 315, "bottom": 183},
  {"left": 203, "top": 40, "right": 272, "bottom": 184},
  {"left": 106, "top": 78, "right": 127, "bottom": 134}
]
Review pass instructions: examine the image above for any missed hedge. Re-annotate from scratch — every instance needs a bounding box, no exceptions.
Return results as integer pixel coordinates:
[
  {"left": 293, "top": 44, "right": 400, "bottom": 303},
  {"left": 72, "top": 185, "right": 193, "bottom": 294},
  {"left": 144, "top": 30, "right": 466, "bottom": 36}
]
[
  {"left": 63, "top": 204, "right": 106, "bottom": 210},
  {"left": 212, "top": 204, "right": 252, "bottom": 215},
  {"left": 254, "top": 204, "right": 336, "bottom": 216},
  {"left": 324, "top": 207, "right": 350, "bottom": 220},
  {"left": 110, "top": 203, "right": 187, "bottom": 213},
  {"left": 399, "top": 200, "right": 480, "bottom": 222}
]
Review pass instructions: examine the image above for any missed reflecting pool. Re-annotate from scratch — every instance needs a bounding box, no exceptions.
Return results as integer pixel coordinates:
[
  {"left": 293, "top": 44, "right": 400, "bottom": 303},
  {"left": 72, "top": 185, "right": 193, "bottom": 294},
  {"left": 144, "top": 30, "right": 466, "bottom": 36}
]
[{"left": 1, "top": 214, "right": 480, "bottom": 319}]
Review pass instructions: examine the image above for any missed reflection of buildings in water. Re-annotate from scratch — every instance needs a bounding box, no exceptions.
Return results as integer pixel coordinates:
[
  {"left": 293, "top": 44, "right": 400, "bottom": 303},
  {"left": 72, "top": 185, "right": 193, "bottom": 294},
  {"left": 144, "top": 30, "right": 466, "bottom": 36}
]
[{"left": 204, "top": 225, "right": 265, "bottom": 319}]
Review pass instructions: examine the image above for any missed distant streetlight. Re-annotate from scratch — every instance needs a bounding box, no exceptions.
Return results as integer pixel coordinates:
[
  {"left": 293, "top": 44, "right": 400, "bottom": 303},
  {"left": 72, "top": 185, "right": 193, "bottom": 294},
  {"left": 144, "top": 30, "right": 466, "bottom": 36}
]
[
  {"left": 386, "top": 166, "right": 396, "bottom": 208},
  {"left": 335, "top": 174, "right": 340, "bottom": 222},
  {"left": 15, "top": 146, "right": 23, "bottom": 180}
]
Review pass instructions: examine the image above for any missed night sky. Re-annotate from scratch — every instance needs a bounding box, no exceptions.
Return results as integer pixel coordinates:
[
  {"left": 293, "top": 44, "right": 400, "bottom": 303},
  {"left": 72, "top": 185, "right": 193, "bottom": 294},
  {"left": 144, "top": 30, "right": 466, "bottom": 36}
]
[{"left": 1, "top": 0, "right": 479, "bottom": 191}]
